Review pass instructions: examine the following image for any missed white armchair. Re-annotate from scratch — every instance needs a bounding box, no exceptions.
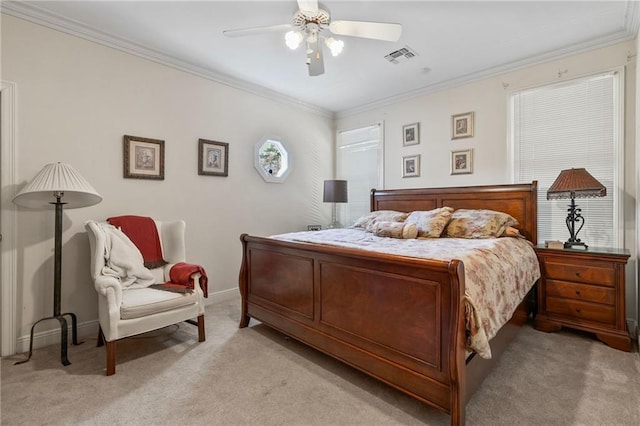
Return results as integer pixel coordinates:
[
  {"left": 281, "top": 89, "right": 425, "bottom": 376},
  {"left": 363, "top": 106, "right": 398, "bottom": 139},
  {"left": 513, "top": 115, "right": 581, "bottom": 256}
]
[{"left": 85, "top": 219, "right": 205, "bottom": 375}]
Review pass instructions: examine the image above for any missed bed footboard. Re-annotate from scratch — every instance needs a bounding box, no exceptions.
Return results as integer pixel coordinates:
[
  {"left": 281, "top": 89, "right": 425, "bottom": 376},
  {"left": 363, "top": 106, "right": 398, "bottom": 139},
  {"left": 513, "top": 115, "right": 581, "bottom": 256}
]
[{"left": 239, "top": 234, "right": 468, "bottom": 424}]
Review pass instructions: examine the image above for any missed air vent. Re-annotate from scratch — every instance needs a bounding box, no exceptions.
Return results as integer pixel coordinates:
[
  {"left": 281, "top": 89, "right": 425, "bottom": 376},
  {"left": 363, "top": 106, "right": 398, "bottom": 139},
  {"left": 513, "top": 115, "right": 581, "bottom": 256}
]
[{"left": 384, "top": 46, "right": 418, "bottom": 64}]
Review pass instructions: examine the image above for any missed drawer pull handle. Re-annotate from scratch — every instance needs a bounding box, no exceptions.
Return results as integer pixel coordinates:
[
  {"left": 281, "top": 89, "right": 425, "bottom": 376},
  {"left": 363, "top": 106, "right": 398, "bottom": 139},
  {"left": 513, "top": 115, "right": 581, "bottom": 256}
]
[
  {"left": 576, "top": 308, "right": 581, "bottom": 313},
  {"left": 575, "top": 271, "right": 581, "bottom": 277},
  {"left": 575, "top": 290, "right": 581, "bottom": 296}
]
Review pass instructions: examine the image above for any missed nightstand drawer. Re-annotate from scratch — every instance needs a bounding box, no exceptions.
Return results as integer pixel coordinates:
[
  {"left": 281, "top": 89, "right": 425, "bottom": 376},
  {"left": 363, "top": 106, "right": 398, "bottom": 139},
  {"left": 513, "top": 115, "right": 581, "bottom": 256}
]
[
  {"left": 546, "top": 296, "right": 615, "bottom": 325},
  {"left": 546, "top": 279, "right": 615, "bottom": 305},
  {"left": 545, "top": 261, "right": 614, "bottom": 287}
]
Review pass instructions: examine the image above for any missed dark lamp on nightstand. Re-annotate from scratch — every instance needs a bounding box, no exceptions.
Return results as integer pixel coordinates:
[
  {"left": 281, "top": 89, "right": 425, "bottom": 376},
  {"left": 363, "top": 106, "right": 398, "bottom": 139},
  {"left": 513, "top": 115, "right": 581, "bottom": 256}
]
[
  {"left": 547, "top": 167, "right": 606, "bottom": 249},
  {"left": 323, "top": 179, "right": 348, "bottom": 229}
]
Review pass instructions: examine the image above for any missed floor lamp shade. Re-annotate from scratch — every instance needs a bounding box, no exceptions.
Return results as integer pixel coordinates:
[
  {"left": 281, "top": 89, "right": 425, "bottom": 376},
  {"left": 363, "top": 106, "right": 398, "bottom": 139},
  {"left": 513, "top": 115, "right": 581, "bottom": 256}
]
[
  {"left": 12, "top": 162, "right": 101, "bottom": 366},
  {"left": 13, "top": 162, "right": 102, "bottom": 209}
]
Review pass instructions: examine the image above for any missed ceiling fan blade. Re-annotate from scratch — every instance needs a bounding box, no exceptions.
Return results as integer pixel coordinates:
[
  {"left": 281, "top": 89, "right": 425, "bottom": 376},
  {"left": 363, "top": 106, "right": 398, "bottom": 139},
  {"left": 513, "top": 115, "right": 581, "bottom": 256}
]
[
  {"left": 329, "top": 21, "right": 402, "bottom": 41},
  {"left": 307, "top": 41, "right": 324, "bottom": 76},
  {"left": 297, "top": 0, "right": 319, "bottom": 16},
  {"left": 223, "top": 23, "right": 293, "bottom": 38}
]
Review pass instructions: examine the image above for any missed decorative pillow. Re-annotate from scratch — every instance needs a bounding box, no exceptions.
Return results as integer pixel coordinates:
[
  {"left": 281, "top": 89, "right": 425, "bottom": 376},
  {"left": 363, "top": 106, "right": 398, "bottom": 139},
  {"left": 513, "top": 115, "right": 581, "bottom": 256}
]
[
  {"left": 444, "top": 209, "right": 519, "bottom": 239},
  {"left": 501, "top": 226, "right": 524, "bottom": 238},
  {"left": 352, "top": 210, "right": 408, "bottom": 230},
  {"left": 370, "top": 221, "right": 418, "bottom": 239},
  {"left": 405, "top": 207, "right": 454, "bottom": 238}
]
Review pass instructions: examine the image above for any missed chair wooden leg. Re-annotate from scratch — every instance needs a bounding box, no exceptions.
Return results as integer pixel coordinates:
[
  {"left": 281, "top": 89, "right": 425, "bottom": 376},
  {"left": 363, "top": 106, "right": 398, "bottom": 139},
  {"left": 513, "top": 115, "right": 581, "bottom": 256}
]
[
  {"left": 197, "top": 315, "right": 206, "bottom": 342},
  {"left": 105, "top": 340, "right": 116, "bottom": 376}
]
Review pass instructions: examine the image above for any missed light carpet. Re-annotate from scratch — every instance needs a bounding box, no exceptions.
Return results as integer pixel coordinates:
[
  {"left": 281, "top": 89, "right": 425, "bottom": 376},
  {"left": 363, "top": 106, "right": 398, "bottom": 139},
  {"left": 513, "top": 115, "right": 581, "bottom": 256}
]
[{"left": 1, "top": 297, "right": 639, "bottom": 425}]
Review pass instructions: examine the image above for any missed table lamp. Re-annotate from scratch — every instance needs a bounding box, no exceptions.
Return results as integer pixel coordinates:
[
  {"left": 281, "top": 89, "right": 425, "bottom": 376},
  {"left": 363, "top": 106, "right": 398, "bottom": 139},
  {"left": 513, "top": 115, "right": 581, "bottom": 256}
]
[
  {"left": 13, "top": 162, "right": 102, "bottom": 366},
  {"left": 546, "top": 167, "right": 606, "bottom": 249},
  {"left": 323, "top": 179, "right": 348, "bottom": 229}
]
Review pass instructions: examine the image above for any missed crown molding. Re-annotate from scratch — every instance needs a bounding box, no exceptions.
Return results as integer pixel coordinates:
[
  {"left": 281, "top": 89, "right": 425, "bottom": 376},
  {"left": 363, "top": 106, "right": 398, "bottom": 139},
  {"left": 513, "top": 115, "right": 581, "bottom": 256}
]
[
  {"left": 3, "top": 1, "right": 638, "bottom": 120},
  {"left": 338, "top": 0, "right": 640, "bottom": 118},
  {"left": 337, "top": 21, "right": 639, "bottom": 118},
  {"left": 0, "top": 1, "right": 334, "bottom": 119}
]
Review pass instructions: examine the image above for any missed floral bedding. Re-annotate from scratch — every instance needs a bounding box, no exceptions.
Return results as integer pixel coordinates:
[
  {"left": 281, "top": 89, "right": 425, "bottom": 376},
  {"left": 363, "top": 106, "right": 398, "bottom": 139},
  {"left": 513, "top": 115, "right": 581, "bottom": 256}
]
[{"left": 271, "top": 228, "right": 540, "bottom": 359}]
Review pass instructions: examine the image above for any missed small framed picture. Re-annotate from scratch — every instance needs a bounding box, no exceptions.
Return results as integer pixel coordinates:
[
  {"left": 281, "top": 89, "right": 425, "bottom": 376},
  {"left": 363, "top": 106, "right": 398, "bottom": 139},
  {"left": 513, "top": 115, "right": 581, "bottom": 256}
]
[
  {"left": 451, "top": 112, "right": 474, "bottom": 139},
  {"left": 198, "top": 139, "right": 229, "bottom": 177},
  {"left": 402, "top": 122, "right": 420, "bottom": 146},
  {"left": 402, "top": 154, "right": 420, "bottom": 178},
  {"left": 451, "top": 149, "right": 473, "bottom": 175},
  {"left": 307, "top": 225, "right": 322, "bottom": 231},
  {"left": 123, "top": 135, "right": 164, "bottom": 180}
]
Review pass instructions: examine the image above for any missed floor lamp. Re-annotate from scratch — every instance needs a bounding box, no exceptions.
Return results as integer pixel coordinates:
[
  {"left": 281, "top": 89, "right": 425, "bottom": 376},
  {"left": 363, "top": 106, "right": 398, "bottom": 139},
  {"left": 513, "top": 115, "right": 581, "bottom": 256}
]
[
  {"left": 13, "top": 162, "right": 102, "bottom": 366},
  {"left": 323, "top": 179, "right": 348, "bottom": 229}
]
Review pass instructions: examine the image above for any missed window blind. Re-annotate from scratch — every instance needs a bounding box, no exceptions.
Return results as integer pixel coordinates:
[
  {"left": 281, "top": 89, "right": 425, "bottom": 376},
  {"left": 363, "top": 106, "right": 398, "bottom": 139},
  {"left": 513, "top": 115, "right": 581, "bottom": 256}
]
[
  {"left": 337, "top": 124, "right": 382, "bottom": 226},
  {"left": 512, "top": 72, "right": 621, "bottom": 247}
]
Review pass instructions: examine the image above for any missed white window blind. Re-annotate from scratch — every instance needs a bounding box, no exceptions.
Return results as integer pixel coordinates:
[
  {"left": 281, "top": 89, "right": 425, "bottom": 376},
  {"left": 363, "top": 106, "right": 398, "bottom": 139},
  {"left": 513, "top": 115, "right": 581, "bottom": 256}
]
[
  {"left": 337, "top": 123, "right": 383, "bottom": 226},
  {"left": 512, "top": 71, "right": 622, "bottom": 247}
]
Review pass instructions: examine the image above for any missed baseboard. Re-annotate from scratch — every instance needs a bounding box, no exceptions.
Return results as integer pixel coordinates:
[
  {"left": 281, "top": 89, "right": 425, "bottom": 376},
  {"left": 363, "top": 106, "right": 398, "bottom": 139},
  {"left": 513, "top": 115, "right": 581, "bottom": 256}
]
[
  {"left": 205, "top": 287, "right": 240, "bottom": 304},
  {"left": 627, "top": 318, "right": 639, "bottom": 340},
  {"left": 12, "top": 289, "right": 240, "bottom": 355}
]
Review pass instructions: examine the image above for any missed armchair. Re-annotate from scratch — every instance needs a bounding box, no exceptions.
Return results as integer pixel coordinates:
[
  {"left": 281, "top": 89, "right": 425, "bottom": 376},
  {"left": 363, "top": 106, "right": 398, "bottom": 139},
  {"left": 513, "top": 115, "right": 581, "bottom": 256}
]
[{"left": 85, "top": 219, "right": 205, "bottom": 375}]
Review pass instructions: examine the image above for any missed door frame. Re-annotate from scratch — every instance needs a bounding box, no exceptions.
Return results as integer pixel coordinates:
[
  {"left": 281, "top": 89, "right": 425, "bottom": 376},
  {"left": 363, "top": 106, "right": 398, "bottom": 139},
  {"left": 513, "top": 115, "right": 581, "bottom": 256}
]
[{"left": 1, "top": 80, "right": 18, "bottom": 356}]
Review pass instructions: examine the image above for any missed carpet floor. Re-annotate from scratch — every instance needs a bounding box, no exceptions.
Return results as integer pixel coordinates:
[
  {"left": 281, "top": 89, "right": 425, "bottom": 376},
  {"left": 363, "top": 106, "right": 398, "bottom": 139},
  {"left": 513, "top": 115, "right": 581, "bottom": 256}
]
[{"left": 1, "top": 297, "right": 639, "bottom": 425}]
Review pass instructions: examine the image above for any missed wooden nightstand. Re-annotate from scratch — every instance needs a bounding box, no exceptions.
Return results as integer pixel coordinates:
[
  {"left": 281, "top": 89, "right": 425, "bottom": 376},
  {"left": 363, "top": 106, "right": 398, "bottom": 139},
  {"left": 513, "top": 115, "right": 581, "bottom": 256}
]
[{"left": 534, "top": 245, "right": 631, "bottom": 351}]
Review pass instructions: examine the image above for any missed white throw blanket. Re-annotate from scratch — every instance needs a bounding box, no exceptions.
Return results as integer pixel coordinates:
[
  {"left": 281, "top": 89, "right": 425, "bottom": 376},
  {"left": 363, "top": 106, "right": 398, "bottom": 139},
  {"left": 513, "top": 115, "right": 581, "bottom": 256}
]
[{"left": 98, "top": 223, "right": 155, "bottom": 288}]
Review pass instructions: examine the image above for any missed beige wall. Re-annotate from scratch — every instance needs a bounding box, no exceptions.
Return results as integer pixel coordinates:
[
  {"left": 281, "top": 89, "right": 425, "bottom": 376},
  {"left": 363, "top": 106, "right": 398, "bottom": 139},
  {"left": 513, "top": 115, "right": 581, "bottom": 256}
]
[
  {"left": 336, "top": 41, "right": 638, "bottom": 322},
  {"left": 2, "top": 13, "right": 638, "bottom": 352},
  {"left": 1, "top": 15, "right": 334, "bottom": 350}
]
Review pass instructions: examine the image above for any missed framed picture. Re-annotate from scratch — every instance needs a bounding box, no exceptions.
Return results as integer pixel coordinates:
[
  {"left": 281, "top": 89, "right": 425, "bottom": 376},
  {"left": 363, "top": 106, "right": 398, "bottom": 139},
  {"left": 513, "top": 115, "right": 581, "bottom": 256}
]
[
  {"left": 402, "top": 122, "right": 420, "bottom": 146},
  {"left": 307, "top": 225, "right": 322, "bottom": 231},
  {"left": 402, "top": 154, "right": 420, "bottom": 178},
  {"left": 198, "top": 139, "right": 229, "bottom": 177},
  {"left": 451, "top": 149, "right": 473, "bottom": 175},
  {"left": 123, "top": 135, "right": 164, "bottom": 180},
  {"left": 451, "top": 112, "right": 474, "bottom": 139}
]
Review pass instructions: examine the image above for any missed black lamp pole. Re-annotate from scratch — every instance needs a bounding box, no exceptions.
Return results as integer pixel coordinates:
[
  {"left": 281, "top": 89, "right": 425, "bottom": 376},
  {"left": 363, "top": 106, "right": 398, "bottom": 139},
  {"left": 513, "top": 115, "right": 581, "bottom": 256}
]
[
  {"left": 15, "top": 193, "right": 82, "bottom": 366},
  {"left": 564, "top": 195, "right": 587, "bottom": 249}
]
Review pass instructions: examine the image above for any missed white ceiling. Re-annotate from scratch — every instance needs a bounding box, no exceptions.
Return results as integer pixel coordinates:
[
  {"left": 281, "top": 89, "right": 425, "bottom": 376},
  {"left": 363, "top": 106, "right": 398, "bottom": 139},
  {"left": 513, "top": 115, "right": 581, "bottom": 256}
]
[{"left": 3, "top": 1, "right": 639, "bottom": 116}]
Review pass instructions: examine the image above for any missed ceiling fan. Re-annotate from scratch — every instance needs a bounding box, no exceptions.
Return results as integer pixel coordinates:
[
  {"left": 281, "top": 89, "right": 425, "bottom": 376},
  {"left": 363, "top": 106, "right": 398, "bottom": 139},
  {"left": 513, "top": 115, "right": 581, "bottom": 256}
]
[{"left": 223, "top": 0, "right": 402, "bottom": 76}]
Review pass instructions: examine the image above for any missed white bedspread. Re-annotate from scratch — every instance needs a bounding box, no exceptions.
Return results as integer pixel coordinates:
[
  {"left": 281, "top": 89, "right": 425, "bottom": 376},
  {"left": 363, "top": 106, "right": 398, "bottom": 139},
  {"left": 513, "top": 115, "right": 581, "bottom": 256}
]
[{"left": 272, "top": 228, "right": 540, "bottom": 358}]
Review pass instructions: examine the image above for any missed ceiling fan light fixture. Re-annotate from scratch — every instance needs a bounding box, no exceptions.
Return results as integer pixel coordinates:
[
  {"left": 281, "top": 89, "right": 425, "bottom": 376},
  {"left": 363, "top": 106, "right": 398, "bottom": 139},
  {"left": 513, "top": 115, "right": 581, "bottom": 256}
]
[
  {"left": 325, "top": 37, "right": 344, "bottom": 56},
  {"left": 285, "top": 30, "right": 303, "bottom": 50},
  {"left": 224, "top": 0, "right": 403, "bottom": 77},
  {"left": 306, "top": 32, "right": 317, "bottom": 44}
]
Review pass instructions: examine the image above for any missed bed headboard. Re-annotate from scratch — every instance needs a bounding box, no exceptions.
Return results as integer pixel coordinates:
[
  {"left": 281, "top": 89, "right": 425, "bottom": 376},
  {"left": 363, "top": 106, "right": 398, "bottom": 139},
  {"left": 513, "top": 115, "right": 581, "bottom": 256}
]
[{"left": 370, "top": 182, "right": 538, "bottom": 244}]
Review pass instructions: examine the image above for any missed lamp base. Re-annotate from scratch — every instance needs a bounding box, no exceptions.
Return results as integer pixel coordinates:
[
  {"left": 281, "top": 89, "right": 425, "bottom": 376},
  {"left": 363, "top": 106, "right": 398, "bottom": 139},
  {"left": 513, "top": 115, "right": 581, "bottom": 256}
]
[
  {"left": 563, "top": 197, "right": 589, "bottom": 250},
  {"left": 14, "top": 200, "right": 83, "bottom": 367},
  {"left": 327, "top": 220, "right": 343, "bottom": 229},
  {"left": 564, "top": 241, "right": 588, "bottom": 250},
  {"left": 14, "top": 312, "right": 82, "bottom": 366}
]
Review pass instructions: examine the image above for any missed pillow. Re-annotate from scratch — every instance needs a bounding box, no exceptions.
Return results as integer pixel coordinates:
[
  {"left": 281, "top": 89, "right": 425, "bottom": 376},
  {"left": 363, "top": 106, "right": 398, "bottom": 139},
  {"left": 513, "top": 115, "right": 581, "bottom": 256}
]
[
  {"left": 501, "top": 226, "right": 524, "bottom": 238},
  {"left": 351, "top": 210, "right": 408, "bottom": 230},
  {"left": 405, "top": 207, "right": 454, "bottom": 238},
  {"left": 370, "top": 221, "right": 418, "bottom": 239},
  {"left": 444, "top": 209, "right": 519, "bottom": 239}
]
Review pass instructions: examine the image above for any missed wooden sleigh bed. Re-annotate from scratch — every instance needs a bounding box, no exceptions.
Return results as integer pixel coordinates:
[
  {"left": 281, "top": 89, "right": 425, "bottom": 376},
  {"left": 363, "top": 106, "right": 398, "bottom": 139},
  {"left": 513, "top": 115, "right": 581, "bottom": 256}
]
[{"left": 239, "top": 182, "right": 538, "bottom": 425}]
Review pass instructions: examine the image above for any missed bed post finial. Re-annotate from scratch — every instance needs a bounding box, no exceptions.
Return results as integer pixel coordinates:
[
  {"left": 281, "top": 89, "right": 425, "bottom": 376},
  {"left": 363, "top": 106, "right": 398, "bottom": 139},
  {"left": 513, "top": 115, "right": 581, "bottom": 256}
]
[{"left": 370, "top": 188, "right": 377, "bottom": 212}]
